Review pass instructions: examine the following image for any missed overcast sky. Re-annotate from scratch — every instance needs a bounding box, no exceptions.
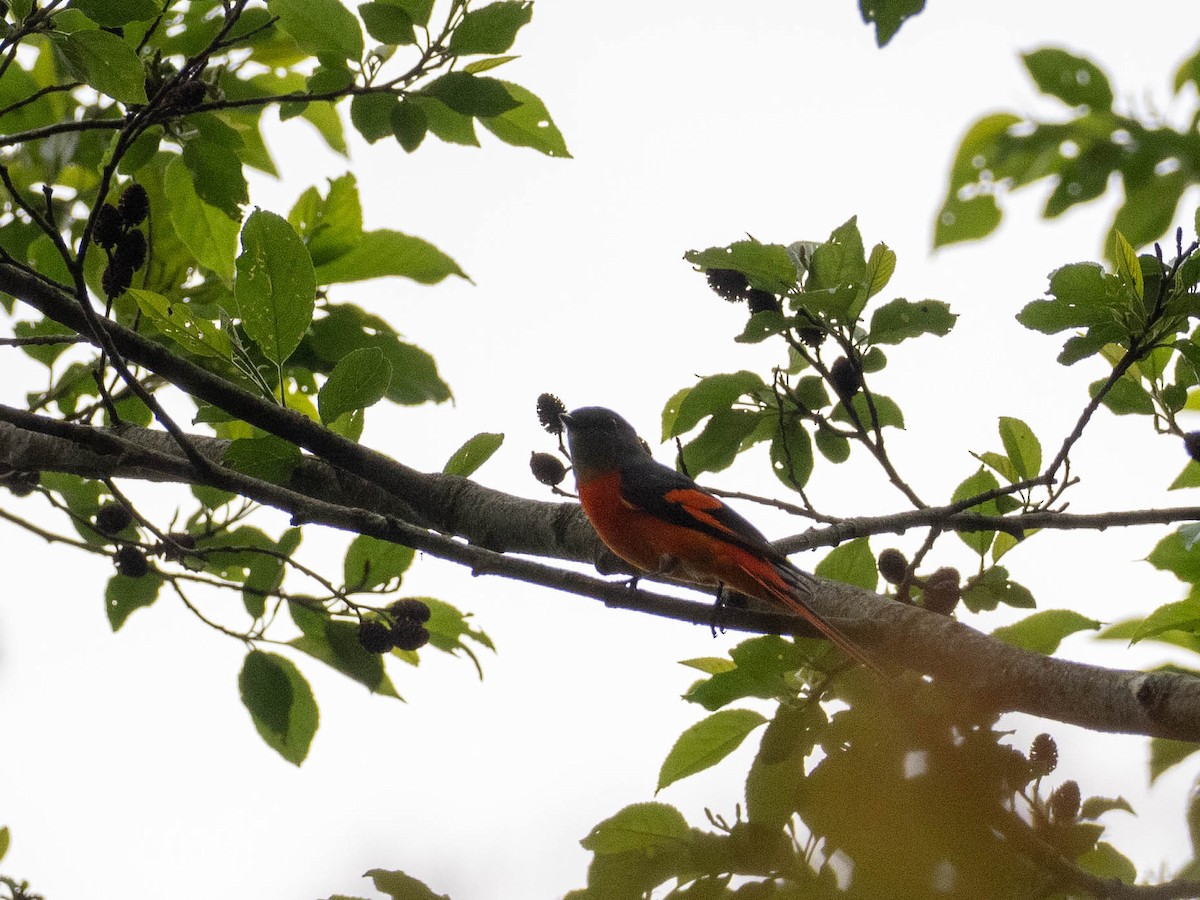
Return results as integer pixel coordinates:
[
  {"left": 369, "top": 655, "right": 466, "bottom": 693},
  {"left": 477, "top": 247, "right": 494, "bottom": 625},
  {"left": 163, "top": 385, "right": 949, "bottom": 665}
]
[{"left": 4, "top": 2, "right": 1200, "bottom": 898}]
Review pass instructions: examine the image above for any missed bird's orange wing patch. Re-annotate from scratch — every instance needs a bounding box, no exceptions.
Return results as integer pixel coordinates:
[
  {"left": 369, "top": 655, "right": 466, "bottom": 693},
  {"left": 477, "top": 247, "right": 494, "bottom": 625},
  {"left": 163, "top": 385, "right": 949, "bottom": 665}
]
[{"left": 663, "top": 488, "right": 744, "bottom": 540}]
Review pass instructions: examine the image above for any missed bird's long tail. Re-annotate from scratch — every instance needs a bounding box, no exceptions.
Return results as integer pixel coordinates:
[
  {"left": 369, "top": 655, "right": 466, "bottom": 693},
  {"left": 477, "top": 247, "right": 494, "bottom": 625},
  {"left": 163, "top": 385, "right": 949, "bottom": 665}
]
[{"left": 746, "top": 561, "right": 881, "bottom": 674}]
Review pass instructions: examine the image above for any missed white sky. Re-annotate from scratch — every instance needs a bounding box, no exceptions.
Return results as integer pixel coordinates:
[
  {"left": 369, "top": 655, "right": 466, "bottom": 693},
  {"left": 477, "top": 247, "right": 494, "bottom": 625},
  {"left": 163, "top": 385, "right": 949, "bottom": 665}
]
[{"left": 4, "top": 2, "right": 1200, "bottom": 898}]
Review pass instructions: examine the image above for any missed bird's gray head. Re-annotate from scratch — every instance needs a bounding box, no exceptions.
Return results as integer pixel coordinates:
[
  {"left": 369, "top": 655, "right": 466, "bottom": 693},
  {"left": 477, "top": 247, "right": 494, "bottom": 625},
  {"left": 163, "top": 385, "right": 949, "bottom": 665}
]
[{"left": 560, "top": 406, "right": 649, "bottom": 483}]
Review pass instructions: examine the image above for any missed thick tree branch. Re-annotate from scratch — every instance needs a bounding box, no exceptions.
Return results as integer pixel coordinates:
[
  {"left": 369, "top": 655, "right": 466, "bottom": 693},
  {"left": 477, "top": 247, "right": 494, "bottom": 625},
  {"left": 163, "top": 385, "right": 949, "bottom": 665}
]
[{"left": 2, "top": 409, "right": 1200, "bottom": 742}]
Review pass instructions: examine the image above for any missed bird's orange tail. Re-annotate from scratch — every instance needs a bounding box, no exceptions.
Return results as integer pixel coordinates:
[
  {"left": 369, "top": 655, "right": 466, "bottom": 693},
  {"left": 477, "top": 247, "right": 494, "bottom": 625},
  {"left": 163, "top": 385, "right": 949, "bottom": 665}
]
[{"left": 745, "top": 562, "right": 881, "bottom": 674}]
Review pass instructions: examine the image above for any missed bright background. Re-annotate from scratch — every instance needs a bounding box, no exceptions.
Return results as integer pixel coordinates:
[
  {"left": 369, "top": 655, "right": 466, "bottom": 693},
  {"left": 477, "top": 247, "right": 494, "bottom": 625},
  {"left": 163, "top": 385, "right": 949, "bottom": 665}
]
[{"left": 3, "top": 2, "right": 1200, "bottom": 897}]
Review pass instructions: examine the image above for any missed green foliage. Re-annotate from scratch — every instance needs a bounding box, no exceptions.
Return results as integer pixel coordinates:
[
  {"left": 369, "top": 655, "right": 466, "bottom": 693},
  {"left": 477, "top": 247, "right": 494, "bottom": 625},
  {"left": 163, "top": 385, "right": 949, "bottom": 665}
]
[
  {"left": 442, "top": 432, "right": 504, "bottom": 477},
  {"left": 937, "top": 46, "right": 1200, "bottom": 253},
  {"left": 657, "top": 709, "right": 767, "bottom": 792},
  {"left": 858, "top": 0, "right": 926, "bottom": 47},
  {"left": 669, "top": 219, "right": 952, "bottom": 483},
  {"left": 991, "top": 610, "right": 1101, "bottom": 654},
  {"left": 239, "top": 649, "right": 319, "bottom": 765}
]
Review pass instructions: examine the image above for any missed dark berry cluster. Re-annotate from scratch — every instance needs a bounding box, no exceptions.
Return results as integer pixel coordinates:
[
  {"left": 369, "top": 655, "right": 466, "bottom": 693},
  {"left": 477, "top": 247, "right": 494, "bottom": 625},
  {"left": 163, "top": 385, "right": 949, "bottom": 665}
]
[
  {"left": 94, "top": 183, "right": 150, "bottom": 300},
  {"left": 877, "top": 548, "right": 908, "bottom": 585},
  {"left": 829, "top": 356, "right": 863, "bottom": 398},
  {"left": 537, "top": 393, "right": 566, "bottom": 435},
  {"left": 704, "top": 268, "right": 781, "bottom": 313},
  {"left": 114, "top": 544, "right": 150, "bottom": 577},
  {"left": 357, "top": 599, "right": 433, "bottom": 654},
  {"left": 94, "top": 502, "right": 134, "bottom": 536},
  {"left": 1028, "top": 733, "right": 1058, "bottom": 777}
]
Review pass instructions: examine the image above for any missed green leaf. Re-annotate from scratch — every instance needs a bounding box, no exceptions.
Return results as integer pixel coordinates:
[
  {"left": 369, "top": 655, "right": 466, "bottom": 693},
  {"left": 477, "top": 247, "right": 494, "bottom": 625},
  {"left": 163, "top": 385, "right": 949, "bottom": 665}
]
[
  {"left": 858, "top": 0, "right": 925, "bottom": 47},
  {"left": 1023, "top": 48, "right": 1113, "bottom": 110},
  {"left": 387, "top": 0, "right": 433, "bottom": 26},
  {"left": 358, "top": 1, "right": 416, "bottom": 44},
  {"left": 746, "top": 703, "right": 823, "bottom": 829},
  {"left": 412, "top": 95, "right": 479, "bottom": 146},
  {"left": 1150, "top": 737, "right": 1200, "bottom": 784},
  {"left": 814, "top": 424, "right": 851, "bottom": 463},
  {"left": 933, "top": 194, "right": 1002, "bottom": 248},
  {"left": 350, "top": 92, "right": 400, "bottom": 143},
  {"left": 868, "top": 297, "right": 956, "bottom": 344},
  {"left": 314, "top": 229, "right": 467, "bottom": 284},
  {"left": 423, "top": 72, "right": 520, "bottom": 117},
  {"left": 679, "top": 657, "right": 737, "bottom": 675},
  {"left": 998, "top": 416, "right": 1042, "bottom": 480},
  {"left": 683, "top": 407, "right": 762, "bottom": 475},
  {"left": 683, "top": 636, "right": 809, "bottom": 711},
  {"left": 289, "top": 604, "right": 399, "bottom": 698},
  {"left": 364, "top": 869, "right": 448, "bottom": 900},
  {"left": 581, "top": 802, "right": 691, "bottom": 855},
  {"left": 463, "top": 55, "right": 519, "bottom": 74},
  {"left": 832, "top": 392, "right": 905, "bottom": 430},
  {"left": 1089, "top": 376, "right": 1154, "bottom": 416},
  {"left": 952, "top": 468, "right": 1001, "bottom": 555},
  {"left": 164, "top": 157, "right": 239, "bottom": 282},
  {"left": 235, "top": 209, "right": 316, "bottom": 367},
  {"left": 73, "top": 0, "right": 160, "bottom": 26},
  {"left": 239, "top": 650, "right": 318, "bottom": 765},
  {"left": 863, "top": 242, "right": 896, "bottom": 299},
  {"left": 684, "top": 240, "right": 798, "bottom": 295},
  {"left": 443, "top": 432, "right": 504, "bottom": 477},
  {"left": 991, "top": 609, "right": 1100, "bottom": 654},
  {"left": 1130, "top": 599, "right": 1200, "bottom": 644},
  {"left": 1148, "top": 529, "right": 1200, "bottom": 582},
  {"left": 318, "top": 346, "right": 392, "bottom": 423},
  {"left": 223, "top": 436, "right": 302, "bottom": 484},
  {"left": 1077, "top": 843, "right": 1137, "bottom": 885},
  {"left": 391, "top": 98, "right": 427, "bottom": 153},
  {"left": 1113, "top": 230, "right": 1144, "bottom": 301},
  {"left": 268, "top": 0, "right": 364, "bottom": 59},
  {"left": 449, "top": 1, "right": 533, "bottom": 55},
  {"left": 343, "top": 534, "right": 415, "bottom": 590},
  {"left": 665, "top": 371, "right": 766, "bottom": 438},
  {"left": 814, "top": 537, "right": 877, "bottom": 591},
  {"left": 420, "top": 597, "right": 494, "bottom": 675},
  {"left": 0, "top": 825, "right": 8, "bottom": 863},
  {"left": 51, "top": 30, "right": 148, "bottom": 104},
  {"left": 479, "top": 81, "right": 571, "bottom": 158},
  {"left": 1170, "top": 461, "right": 1200, "bottom": 491},
  {"left": 105, "top": 571, "right": 165, "bottom": 631},
  {"left": 1080, "top": 796, "right": 1135, "bottom": 820},
  {"left": 769, "top": 414, "right": 813, "bottom": 489},
  {"left": 182, "top": 134, "right": 248, "bottom": 219},
  {"left": 657, "top": 709, "right": 766, "bottom": 791},
  {"left": 962, "top": 565, "right": 1035, "bottom": 612},
  {"left": 129, "top": 289, "right": 232, "bottom": 360}
]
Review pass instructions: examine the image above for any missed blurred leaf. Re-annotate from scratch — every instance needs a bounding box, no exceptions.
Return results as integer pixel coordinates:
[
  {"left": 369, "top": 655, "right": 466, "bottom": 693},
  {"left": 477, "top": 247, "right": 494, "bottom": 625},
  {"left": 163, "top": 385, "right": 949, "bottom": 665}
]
[
  {"left": 364, "top": 869, "right": 449, "bottom": 900},
  {"left": 1077, "top": 843, "right": 1136, "bottom": 884},
  {"left": 289, "top": 604, "right": 400, "bottom": 698},
  {"left": 443, "top": 432, "right": 504, "bottom": 477},
  {"left": 1150, "top": 737, "right": 1200, "bottom": 784},
  {"left": 952, "top": 468, "right": 1001, "bottom": 554},
  {"left": 105, "top": 571, "right": 164, "bottom": 631},
  {"left": 1023, "top": 48, "right": 1113, "bottom": 110},
  {"left": 998, "top": 416, "right": 1042, "bottom": 479},
  {"left": 581, "top": 802, "right": 690, "bottom": 855},
  {"left": 129, "top": 289, "right": 232, "bottom": 360},
  {"left": 769, "top": 413, "right": 813, "bottom": 489},
  {"left": 868, "top": 297, "right": 956, "bottom": 344},
  {"left": 665, "top": 371, "right": 766, "bottom": 438},
  {"left": 318, "top": 346, "right": 392, "bottom": 423},
  {"left": 449, "top": 1, "right": 533, "bottom": 55},
  {"left": 1130, "top": 599, "right": 1200, "bottom": 644},
  {"left": 268, "top": 0, "right": 364, "bottom": 59},
  {"left": 391, "top": 98, "right": 427, "bottom": 152},
  {"left": 239, "top": 650, "right": 318, "bottom": 765},
  {"left": 344, "top": 534, "right": 415, "bottom": 591},
  {"left": 934, "top": 194, "right": 1002, "bottom": 248},
  {"left": 223, "top": 435, "right": 302, "bottom": 484},
  {"left": 1080, "top": 796, "right": 1135, "bottom": 819},
  {"left": 684, "top": 240, "right": 798, "bottom": 295},
  {"left": 962, "top": 565, "right": 1035, "bottom": 612},
  {"left": 657, "top": 709, "right": 766, "bottom": 792},
  {"left": 413, "top": 95, "right": 479, "bottom": 146},
  {"left": 683, "top": 636, "right": 808, "bottom": 711},
  {"left": 423, "top": 72, "right": 520, "bottom": 117},
  {"left": 73, "top": 0, "right": 160, "bottom": 26},
  {"left": 814, "top": 424, "right": 851, "bottom": 463},
  {"left": 684, "top": 407, "right": 761, "bottom": 475},
  {"left": 164, "top": 157, "right": 239, "bottom": 282},
  {"left": 858, "top": 0, "right": 925, "bottom": 47},
  {"left": 235, "top": 209, "right": 316, "bottom": 367},
  {"left": 51, "top": 30, "right": 148, "bottom": 104},
  {"left": 314, "top": 229, "right": 466, "bottom": 284},
  {"left": 815, "top": 537, "right": 877, "bottom": 591},
  {"left": 182, "top": 132, "right": 248, "bottom": 220},
  {"left": 991, "top": 609, "right": 1100, "bottom": 654},
  {"left": 480, "top": 81, "right": 571, "bottom": 158},
  {"left": 746, "top": 703, "right": 824, "bottom": 829},
  {"left": 350, "top": 92, "right": 400, "bottom": 143},
  {"left": 1089, "top": 375, "right": 1154, "bottom": 416},
  {"left": 358, "top": 2, "right": 416, "bottom": 44}
]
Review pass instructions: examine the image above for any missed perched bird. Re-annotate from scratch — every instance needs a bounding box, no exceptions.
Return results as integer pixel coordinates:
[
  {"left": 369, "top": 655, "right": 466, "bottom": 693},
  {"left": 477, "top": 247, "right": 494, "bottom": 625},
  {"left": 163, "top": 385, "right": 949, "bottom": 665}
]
[{"left": 561, "top": 406, "right": 875, "bottom": 670}]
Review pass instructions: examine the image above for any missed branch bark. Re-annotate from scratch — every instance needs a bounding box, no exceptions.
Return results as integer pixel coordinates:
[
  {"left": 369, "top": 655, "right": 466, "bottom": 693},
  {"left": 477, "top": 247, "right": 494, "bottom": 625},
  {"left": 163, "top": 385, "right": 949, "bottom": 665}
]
[{"left": 1, "top": 406, "right": 1199, "bottom": 743}]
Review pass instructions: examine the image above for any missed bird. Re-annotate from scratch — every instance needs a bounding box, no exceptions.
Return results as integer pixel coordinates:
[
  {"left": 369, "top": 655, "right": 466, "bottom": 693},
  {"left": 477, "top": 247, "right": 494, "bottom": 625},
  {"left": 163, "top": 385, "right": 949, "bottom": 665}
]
[{"left": 561, "top": 405, "right": 876, "bottom": 671}]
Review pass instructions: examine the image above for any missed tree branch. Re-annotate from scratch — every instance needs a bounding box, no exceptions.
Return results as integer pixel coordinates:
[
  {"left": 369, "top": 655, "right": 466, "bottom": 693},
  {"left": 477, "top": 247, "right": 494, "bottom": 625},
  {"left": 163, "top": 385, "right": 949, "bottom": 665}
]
[{"left": 2, "top": 408, "right": 1200, "bottom": 742}]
